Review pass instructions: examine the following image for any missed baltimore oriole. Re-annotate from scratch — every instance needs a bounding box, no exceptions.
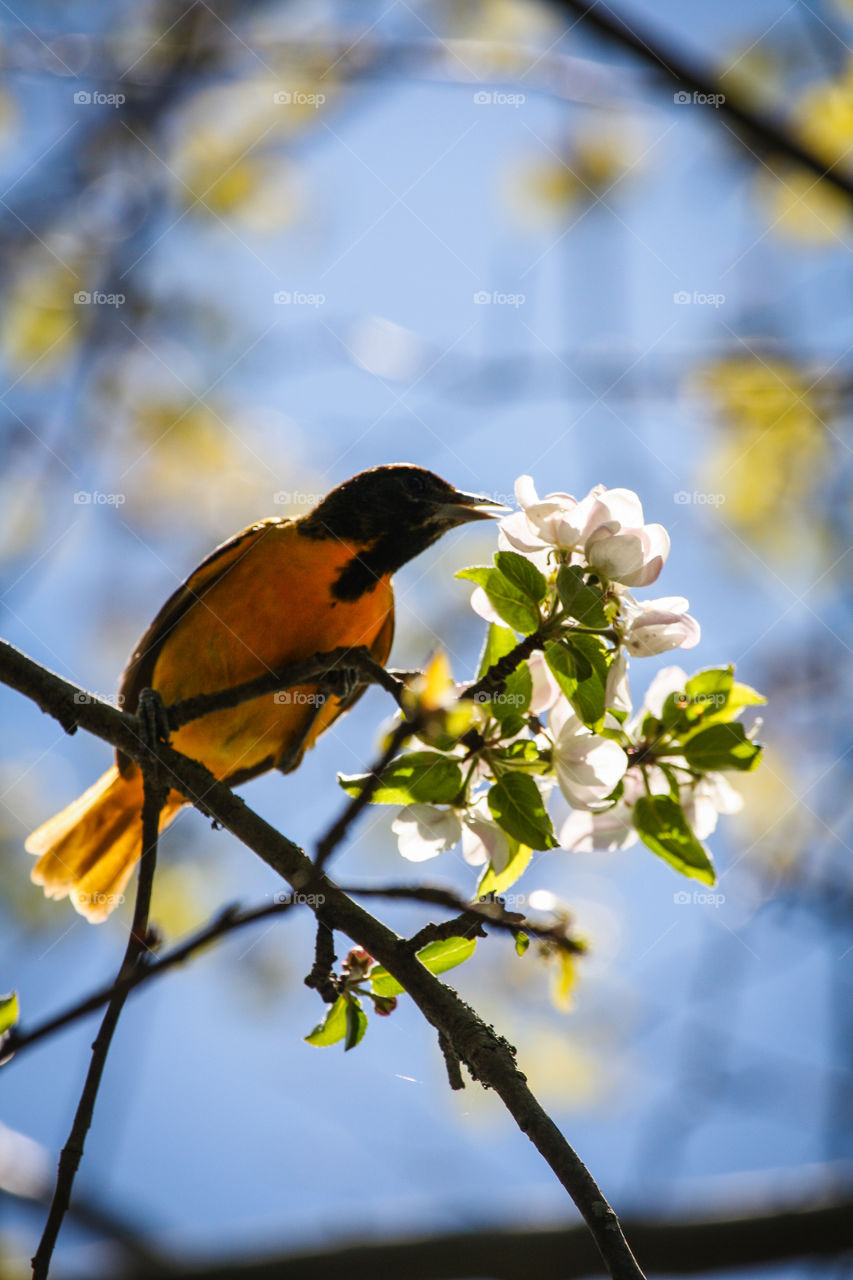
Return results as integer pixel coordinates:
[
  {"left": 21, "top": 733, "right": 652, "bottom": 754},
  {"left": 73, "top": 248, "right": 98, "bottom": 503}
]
[{"left": 26, "top": 464, "right": 495, "bottom": 921}]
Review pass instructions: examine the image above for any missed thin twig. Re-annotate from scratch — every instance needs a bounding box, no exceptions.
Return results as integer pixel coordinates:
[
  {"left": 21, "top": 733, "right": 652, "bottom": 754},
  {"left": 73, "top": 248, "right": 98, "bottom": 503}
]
[
  {"left": 304, "top": 919, "right": 338, "bottom": 1003},
  {"left": 438, "top": 1029, "right": 465, "bottom": 1091},
  {"left": 312, "top": 716, "right": 418, "bottom": 874},
  {"left": 166, "top": 647, "right": 406, "bottom": 730},
  {"left": 4, "top": 901, "right": 300, "bottom": 1062},
  {"left": 340, "top": 883, "right": 585, "bottom": 956},
  {"left": 31, "top": 768, "right": 166, "bottom": 1279}
]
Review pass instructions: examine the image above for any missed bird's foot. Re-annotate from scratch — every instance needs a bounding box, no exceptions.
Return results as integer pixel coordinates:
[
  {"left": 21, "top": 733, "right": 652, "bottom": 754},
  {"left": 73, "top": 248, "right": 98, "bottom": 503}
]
[{"left": 137, "top": 687, "right": 171, "bottom": 753}]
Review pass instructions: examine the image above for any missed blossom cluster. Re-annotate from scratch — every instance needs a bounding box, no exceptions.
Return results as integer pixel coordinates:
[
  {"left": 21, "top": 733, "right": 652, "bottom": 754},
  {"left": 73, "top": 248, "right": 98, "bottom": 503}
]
[{"left": 339, "top": 476, "right": 764, "bottom": 895}]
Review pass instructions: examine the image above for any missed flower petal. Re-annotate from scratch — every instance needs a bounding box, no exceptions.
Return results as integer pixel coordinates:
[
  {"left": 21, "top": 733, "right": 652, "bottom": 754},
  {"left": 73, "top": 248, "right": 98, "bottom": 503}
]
[{"left": 391, "top": 805, "right": 462, "bottom": 861}]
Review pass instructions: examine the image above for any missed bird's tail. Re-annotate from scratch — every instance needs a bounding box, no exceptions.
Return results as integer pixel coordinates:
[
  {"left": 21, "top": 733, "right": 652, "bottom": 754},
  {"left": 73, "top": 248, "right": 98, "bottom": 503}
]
[{"left": 26, "top": 766, "right": 182, "bottom": 923}]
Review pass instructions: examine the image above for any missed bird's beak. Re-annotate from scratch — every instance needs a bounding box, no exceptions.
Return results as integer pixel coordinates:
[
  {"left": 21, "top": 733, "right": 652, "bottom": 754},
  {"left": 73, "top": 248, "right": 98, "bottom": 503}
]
[{"left": 436, "top": 489, "right": 508, "bottom": 525}]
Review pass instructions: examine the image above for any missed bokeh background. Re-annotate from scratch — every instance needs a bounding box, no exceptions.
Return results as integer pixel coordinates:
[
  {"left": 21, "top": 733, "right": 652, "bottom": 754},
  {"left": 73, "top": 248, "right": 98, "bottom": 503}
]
[{"left": 1, "top": 1, "right": 852, "bottom": 1277}]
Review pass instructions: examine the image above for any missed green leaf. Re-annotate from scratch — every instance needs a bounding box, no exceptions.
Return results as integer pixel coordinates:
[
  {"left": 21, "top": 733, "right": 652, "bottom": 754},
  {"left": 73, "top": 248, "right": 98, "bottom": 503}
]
[
  {"left": 660, "top": 691, "right": 690, "bottom": 731},
  {"left": 657, "top": 762, "right": 683, "bottom": 801},
  {"left": 492, "top": 662, "right": 532, "bottom": 721},
  {"left": 338, "top": 751, "right": 463, "bottom": 805},
  {"left": 685, "top": 666, "right": 733, "bottom": 705},
  {"left": 0, "top": 992, "right": 19, "bottom": 1036},
  {"left": 477, "top": 623, "right": 518, "bottom": 679},
  {"left": 683, "top": 667, "right": 765, "bottom": 727},
  {"left": 727, "top": 681, "right": 766, "bottom": 714},
  {"left": 488, "top": 773, "right": 558, "bottom": 850},
  {"left": 369, "top": 968, "right": 402, "bottom": 998},
  {"left": 682, "top": 723, "right": 762, "bottom": 773},
  {"left": 344, "top": 997, "right": 368, "bottom": 1051},
  {"left": 305, "top": 995, "right": 348, "bottom": 1047},
  {"left": 477, "top": 839, "right": 533, "bottom": 896},
  {"left": 633, "top": 795, "right": 716, "bottom": 885},
  {"left": 514, "top": 931, "right": 530, "bottom": 956},
  {"left": 418, "top": 935, "right": 478, "bottom": 976},
  {"left": 371, "top": 936, "right": 478, "bottom": 997},
  {"left": 501, "top": 739, "right": 550, "bottom": 772},
  {"left": 495, "top": 550, "right": 547, "bottom": 604},
  {"left": 564, "top": 634, "right": 609, "bottom": 730},
  {"left": 494, "top": 712, "right": 527, "bottom": 739},
  {"left": 544, "top": 641, "right": 577, "bottom": 700},
  {"left": 457, "top": 566, "right": 541, "bottom": 634},
  {"left": 556, "top": 565, "right": 609, "bottom": 628}
]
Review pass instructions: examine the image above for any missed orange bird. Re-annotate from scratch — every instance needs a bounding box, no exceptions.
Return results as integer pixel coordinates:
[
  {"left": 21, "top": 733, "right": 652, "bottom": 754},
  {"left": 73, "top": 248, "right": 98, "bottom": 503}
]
[{"left": 26, "top": 465, "right": 495, "bottom": 921}]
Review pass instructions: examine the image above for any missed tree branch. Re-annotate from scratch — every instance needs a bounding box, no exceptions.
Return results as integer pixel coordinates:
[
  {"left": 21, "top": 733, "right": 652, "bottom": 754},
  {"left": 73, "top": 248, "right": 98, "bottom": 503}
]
[
  {"left": 340, "top": 882, "right": 585, "bottom": 955},
  {"left": 1, "top": 638, "right": 645, "bottom": 1280},
  {"left": 4, "top": 900, "right": 301, "bottom": 1062},
  {"left": 116, "top": 1193, "right": 853, "bottom": 1279},
  {"left": 556, "top": 0, "right": 853, "bottom": 201},
  {"left": 165, "top": 647, "right": 407, "bottom": 730},
  {"left": 30, "top": 765, "right": 167, "bottom": 1279}
]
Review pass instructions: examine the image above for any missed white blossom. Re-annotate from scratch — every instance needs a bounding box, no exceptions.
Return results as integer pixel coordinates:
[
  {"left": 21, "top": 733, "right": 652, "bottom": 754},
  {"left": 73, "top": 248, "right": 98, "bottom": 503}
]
[
  {"left": 549, "top": 698, "right": 628, "bottom": 810},
  {"left": 499, "top": 476, "right": 670, "bottom": 587},
  {"left": 461, "top": 798, "right": 512, "bottom": 871},
  {"left": 623, "top": 596, "right": 700, "bottom": 657},
  {"left": 392, "top": 805, "right": 462, "bottom": 862}
]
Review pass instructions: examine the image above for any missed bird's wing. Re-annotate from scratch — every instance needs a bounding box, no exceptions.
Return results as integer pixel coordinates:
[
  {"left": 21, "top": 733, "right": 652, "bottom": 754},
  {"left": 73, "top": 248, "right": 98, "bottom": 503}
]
[
  {"left": 118, "top": 519, "right": 291, "bottom": 736},
  {"left": 276, "top": 596, "right": 396, "bottom": 775}
]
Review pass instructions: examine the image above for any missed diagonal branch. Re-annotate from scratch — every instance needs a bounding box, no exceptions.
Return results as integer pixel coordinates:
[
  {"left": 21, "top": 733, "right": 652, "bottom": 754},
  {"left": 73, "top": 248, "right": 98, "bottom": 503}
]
[
  {"left": 556, "top": 0, "right": 853, "bottom": 201},
  {"left": 1, "top": 638, "right": 645, "bottom": 1279}
]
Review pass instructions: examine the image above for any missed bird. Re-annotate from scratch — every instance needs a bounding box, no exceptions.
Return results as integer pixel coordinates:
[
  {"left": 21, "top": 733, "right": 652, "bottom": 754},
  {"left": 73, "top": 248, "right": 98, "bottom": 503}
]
[{"left": 26, "top": 464, "right": 496, "bottom": 922}]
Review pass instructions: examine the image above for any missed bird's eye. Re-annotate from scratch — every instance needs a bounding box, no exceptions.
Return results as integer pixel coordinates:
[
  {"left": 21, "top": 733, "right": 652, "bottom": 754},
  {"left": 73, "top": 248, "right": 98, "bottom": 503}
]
[{"left": 408, "top": 473, "right": 428, "bottom": 494}]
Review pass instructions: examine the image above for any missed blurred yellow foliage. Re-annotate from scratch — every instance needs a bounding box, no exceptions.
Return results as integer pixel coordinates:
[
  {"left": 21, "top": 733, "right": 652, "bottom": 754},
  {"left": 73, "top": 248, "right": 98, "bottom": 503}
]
[
  {"left": 120, "top": 398, "right": 273, "bottom": 535},
  {"left": 451, "top": 0, "right": 560, "bottom": 67},
  {"left": 798, "top": 62, "right": 853, "bottom": 168},
  {"left": 1, "top": 257, "right": 81, "bottom": 375},
  {"left": 170, "top": 75, "right": 330, "bottom": 227},
  {"left": 149, "top": 860, "right": 223, "bottom": 940},
  {"left": 730, "top": 745, "right": 814, "bottom": 882},
  {"left": 759, "top": 62, "right": 853, "bottom": 243},
  {"left": 718, "top": 47, "right": 784, "bottom": 112},
  {"left": 696, "top": 356, "right": 832, "bottom": 551},
  {"left": 758, "top": 166, "right": 850, "bottom": 244},
  {"left": 549, "top": 945, "right": 578, "bottom": 1010},
  {"left": 504, "top": 124, "right": 640, "bottom": 227},
  {"left": 0, "top": 477, "right": 44, "bottom": 563}
]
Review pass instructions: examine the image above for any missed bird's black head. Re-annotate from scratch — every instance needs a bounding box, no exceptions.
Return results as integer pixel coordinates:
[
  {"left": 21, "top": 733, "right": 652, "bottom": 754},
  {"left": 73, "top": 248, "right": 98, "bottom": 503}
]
[{"left": 300, "top": 464, "right": 499, "bottom": 600}]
